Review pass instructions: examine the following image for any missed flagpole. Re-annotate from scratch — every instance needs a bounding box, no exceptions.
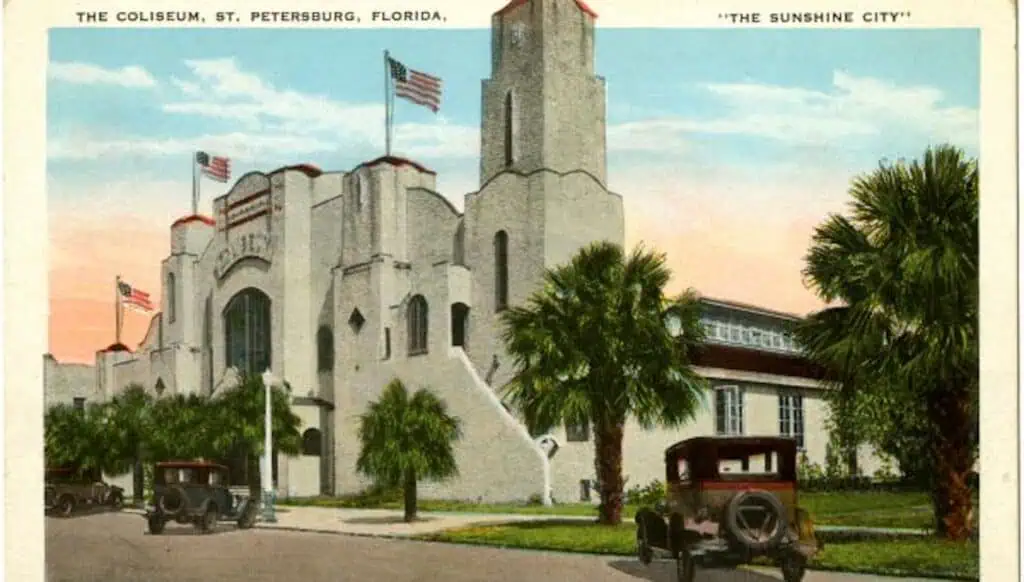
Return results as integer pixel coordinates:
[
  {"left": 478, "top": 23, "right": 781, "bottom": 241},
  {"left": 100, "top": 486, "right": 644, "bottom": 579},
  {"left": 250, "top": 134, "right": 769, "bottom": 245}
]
[
  {"left": 384, "top": 49, "right": 392, "bottom": 156},
  {"left": 192, "top": 152, "right": 200, "bottom": 216},
  {"left": 115, "top": 275, "right": 123, "bottom": 345}
]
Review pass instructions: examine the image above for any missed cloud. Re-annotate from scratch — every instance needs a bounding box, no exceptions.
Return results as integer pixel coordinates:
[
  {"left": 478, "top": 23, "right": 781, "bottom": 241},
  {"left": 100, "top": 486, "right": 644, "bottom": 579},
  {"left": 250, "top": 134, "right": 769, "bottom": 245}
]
[
  {"left": 607, "top": 70, "right": 978, "bottom": 157},
  {"left": 48, "top": 132, "right": 337, "bottom": 163},
  {"left": 49, "top": 61, "right": 158, "bottom": 88}
]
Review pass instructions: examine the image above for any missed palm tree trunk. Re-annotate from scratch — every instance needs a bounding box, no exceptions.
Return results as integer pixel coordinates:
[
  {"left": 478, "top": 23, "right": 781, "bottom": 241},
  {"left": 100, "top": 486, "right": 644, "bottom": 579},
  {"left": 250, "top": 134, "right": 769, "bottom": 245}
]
[
  {"left": 403, "top": 469, "right": 418, "bottom": 523},
  {"left": 132, "top": 457, "right": 144, "bottom": 506},
  {"left": 593, "top": 418, "right": 625, "bottom": 526},
  {"left": 927, "top": 389, "right": 976, "bottom": 541},
  {"left": 247, "top": 454, "right": 262, "bottom": 500}
]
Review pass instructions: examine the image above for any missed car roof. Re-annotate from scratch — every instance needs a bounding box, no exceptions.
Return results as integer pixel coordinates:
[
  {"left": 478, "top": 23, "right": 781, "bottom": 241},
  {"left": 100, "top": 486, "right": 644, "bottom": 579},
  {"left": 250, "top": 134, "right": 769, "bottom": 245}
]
[
  {"left": 155, "top": 461, "right": 229, "bottom": 471},
  {"left": 665, "top": 436, "right": 798, "bottom": 460}
]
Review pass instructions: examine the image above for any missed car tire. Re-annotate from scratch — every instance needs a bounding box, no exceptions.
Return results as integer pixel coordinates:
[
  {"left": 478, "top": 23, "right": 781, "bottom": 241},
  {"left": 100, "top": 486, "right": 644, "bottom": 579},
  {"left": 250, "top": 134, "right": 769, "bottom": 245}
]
[
  {"left": 236, "top": 499, "right": 257, "bottom": 530},
  {"left": 147, "top": 513, "right": 166, "bottom": 535},
  {"left": 676, "top": 550, "right": 695, "bottom": 582},
  {"left": 724, "top": 490, "right": 787, "bottom": 552},
  {"left": 157, "top": 486, "right": 188, "bottom": 517},
  {"left": 57, "top": 495, "right": 75, "bottom": 518},
  {"left": 781, "top": 554, "right": 807, "bottom": 582},
  {"left": 197, "top": 505, "right": 218, "bottom": 534},
  {"left": 44, "top": 486, "right": 58, "bottom": 511},
  {"left": 636, "top": 528, "right": 653, "bottom": 565}
]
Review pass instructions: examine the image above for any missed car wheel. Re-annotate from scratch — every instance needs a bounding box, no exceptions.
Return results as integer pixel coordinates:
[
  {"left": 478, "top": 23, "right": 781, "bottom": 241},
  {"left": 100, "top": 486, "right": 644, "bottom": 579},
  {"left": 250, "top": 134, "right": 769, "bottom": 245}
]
[
  {"left": 197, "top": 506, "right": 218, "bottom": 534},
  {"left": 44, "top": 486, "right": 58, "bottom": 511},
  {"left": 57, "top": 495, "right": 75, "bottom": 517},
  {"left": 781, "top": 554, "right": 807, "bottom": 582},
  {"left": 636, "top": 528, "right": 653, "bottom": 565},
  {"left": 236, "top": 500, "right": 257, "bottom": 530},
  {"left": 676, "top": 550, "right": 695, "bottom": 582},
  {"left": 724, "top": 490, "right": 787, "bottom": 552},
  {"left": 147, "top": 513, "right": 166, "bottom": 535}
]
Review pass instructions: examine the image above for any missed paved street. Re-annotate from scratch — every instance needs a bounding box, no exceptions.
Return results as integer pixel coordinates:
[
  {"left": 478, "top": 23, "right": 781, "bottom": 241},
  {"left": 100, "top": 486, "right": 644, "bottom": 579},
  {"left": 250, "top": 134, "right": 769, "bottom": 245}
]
[{"left": 46, "top": 512, "right": 944, "bottom": 582}]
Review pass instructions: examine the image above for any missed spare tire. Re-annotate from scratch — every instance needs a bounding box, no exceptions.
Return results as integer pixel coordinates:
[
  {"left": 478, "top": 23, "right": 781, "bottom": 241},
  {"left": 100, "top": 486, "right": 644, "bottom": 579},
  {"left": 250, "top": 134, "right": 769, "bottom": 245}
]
[
  {"left": 157, "top": 486, "right": 188, "bottom": 517},
  {"left": 723, "top": 490, "right": 787, "bottom": 552}
]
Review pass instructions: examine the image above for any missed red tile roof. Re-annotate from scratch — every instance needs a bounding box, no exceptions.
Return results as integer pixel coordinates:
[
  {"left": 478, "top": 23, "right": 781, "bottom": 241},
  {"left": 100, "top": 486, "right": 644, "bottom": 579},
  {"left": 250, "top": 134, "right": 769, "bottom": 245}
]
[
  {"left": 270, "top": 163, "right": 323, "bottom": 178},
  {"left": 170, "top": 214, "right": 215, "bottom": 228},
  {"left": 100, "top": 342, "right": 133, "bottom": 354},
  {"left": 495, "top": 0, "right": 597, "bottom": 18},
  {"left": 357, "top": 155, "right": 436, "bottom": 176}
]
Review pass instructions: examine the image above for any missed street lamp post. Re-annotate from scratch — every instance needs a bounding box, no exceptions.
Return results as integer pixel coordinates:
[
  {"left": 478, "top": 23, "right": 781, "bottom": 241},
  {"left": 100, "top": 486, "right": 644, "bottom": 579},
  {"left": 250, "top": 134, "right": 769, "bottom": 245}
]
[{"left": 260, "top": 369, "right": 277, "bottom": 523}]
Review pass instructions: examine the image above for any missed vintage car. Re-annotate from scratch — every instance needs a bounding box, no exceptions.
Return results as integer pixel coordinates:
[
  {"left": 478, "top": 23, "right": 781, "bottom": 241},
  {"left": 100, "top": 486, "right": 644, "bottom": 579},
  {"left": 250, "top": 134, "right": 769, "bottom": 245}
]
[
  {"left": 44, "top": 466, "right": 125, "bottom": 517},
  {"left": 634, "top": 436, "right": 821, "bottom": 582},
  {"left": 144, "top": 461, "right": 258, "bottom": 534}
]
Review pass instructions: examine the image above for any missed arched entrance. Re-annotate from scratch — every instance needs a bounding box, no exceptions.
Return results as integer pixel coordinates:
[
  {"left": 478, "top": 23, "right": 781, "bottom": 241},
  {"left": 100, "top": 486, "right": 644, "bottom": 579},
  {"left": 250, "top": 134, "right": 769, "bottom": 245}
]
[{"left": 221, "top": 288, "right": 275, "bottom": 487}]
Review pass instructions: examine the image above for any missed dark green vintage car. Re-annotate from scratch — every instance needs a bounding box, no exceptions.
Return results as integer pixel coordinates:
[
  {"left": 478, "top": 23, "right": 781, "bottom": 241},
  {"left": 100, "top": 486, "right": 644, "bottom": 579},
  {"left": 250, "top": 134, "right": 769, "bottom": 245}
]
[
  {"left": 634, "top": 437, "right": 821, "bottom": 582},
  {"left": 145, "top": 461, "right": 258, "bottom": 534}
]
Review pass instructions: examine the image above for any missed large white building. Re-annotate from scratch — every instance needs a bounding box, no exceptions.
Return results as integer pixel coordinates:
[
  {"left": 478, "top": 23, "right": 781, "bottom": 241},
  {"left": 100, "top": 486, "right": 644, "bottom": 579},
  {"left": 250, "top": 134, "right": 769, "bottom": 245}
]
[{"left": 46, "top": 0, "right": 886, "bottom": 502}]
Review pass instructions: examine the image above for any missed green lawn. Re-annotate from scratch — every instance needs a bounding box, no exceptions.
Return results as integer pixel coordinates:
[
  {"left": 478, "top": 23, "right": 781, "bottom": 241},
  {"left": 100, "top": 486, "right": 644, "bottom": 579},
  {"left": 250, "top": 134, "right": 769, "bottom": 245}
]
[
  {"left": 281, "top": 490, "right": 949, "bottom": 530},
  {"left": 418, "top": 521, "right": 979, "bottom": 580}
]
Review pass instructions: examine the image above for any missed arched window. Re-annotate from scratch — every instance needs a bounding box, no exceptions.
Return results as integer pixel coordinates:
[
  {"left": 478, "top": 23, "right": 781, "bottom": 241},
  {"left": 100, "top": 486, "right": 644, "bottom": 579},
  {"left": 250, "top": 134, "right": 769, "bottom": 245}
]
[
  {"left": 223, "top": 288, "right": 272, "bottom": 376},
  {"left": 494, "top": 231, "right": 509, "bottom": 311},
  {"left": 504, "top": 91, "right": 514, "bottom": 167},
  {"left": 451, "top": 303, "right": 470, "bottom": 348},
  {"left": 407, "top": 295, "right": 429, "bottom": 355},
  {"left": 167, "top": 272, "right": 177, "bottom": 323},
  {"left": 302, "top": 428, "right": 322, "bottom": 456},
  {"left": 316, "top": 326, "right": 334, "bottom": 372}
]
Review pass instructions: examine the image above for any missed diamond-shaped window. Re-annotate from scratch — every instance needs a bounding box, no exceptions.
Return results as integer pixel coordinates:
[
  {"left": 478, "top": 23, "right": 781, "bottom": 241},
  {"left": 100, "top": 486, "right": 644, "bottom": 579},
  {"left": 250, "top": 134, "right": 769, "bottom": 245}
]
[{"left": 348, "top": 308, "right": 366, "bottom": 333}]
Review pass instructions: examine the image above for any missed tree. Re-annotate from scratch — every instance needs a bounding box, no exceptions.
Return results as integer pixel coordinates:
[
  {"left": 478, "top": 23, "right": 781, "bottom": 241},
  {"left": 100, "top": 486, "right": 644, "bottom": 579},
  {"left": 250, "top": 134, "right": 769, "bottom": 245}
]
[
  {"left": 500, "top": 242, "right": 708, "bottom": 525},
  {"left": 99, "top": 384, "right": 154, "bottom": 504},
  {"left": 44, "top": 402, "right": 114, "bottom": 475},
  {"left": 205, "top": 375, "right": 302, "bottom": 499},
  {"left": 795, "top": 145, "right": 978, "bottom": 540},
  {"left": 356, "top": 379, "right": 462, "bottom": 523}
]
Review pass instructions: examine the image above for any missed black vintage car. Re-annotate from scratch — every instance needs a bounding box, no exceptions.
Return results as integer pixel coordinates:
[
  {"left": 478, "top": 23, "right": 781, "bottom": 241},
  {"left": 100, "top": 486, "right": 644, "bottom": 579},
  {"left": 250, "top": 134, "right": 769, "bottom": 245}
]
[
  {"left": 634, "top": 437, "right": 821, "bottom": 582},
  {"left": 145, "top": 461, "right": 258, "bottom": 534},
  {"left": 44, "top": 466, "right": 125, "bottom": 517}
]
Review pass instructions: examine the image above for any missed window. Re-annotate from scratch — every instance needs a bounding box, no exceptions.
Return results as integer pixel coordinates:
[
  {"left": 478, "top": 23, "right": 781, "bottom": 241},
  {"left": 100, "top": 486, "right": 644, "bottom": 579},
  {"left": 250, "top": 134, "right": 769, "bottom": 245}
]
[
  {"left": 494, "top": 231, "right": 509, "bottom": 311},
  {"left": 353, "top": 173, "right": 364, "bottom": 209},
  {"left": 383, "top": 327, "right": 392, "bottom": 360},
  {"left": 408, "top": 295, "right": 429, "bottom": 355},
  {"left": 779, "top": 393, "right": 805, "bottom": 449},
  {"left": 451, "top": 303, "right": 469, "bottom": 347},
  {"left": 348, "top": 308, "right": 366, "bottom": 333},
  {"left": 224, "top": 288, "right": 272, "bottom": 376},
  {"left": 73, "top": 397, "right": 86, "bottom": 411},
  {"left": 715, "top": 386, "right": 744, "bottom": 435},
  {"left": 503, "top": 91, "right": 514, "bottom": 167},
  {"left": 301, "top": 428, "right": 322, "bottom": 456},
  {"left": 317, "top": 326, "right": 334, "bottom": 372},
  {"left": 565, "top": 420, "right": 590, "bottom": 442},
  {"left": 154, "top": 378, "right": 166, "bottom": 396},
  {"left": 166, "top": 272, "right": 176, "bottom": 323}
]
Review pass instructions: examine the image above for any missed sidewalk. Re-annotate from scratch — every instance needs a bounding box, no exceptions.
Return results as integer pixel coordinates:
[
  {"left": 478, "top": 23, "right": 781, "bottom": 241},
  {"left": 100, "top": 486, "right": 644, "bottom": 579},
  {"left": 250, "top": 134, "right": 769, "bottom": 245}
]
[{"left": 124, "top": 506, "right": 931, "bottom": 538}]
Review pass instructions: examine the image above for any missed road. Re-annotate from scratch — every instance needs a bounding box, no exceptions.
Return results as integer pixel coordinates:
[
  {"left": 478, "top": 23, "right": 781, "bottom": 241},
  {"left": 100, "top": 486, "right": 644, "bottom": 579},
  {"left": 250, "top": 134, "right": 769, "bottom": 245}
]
[{"left": 45, "top": 511, "right": 941, "bottom": 582}]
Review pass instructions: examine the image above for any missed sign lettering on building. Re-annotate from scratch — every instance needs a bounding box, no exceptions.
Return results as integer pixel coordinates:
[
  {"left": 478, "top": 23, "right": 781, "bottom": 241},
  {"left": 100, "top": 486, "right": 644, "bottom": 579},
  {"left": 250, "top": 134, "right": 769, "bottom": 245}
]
[
  {"left": 214, "top": 232, "right": 274, "bottom": 279},
  {"left": 219, "top": 172, "right": 273, "bottom": 230}
]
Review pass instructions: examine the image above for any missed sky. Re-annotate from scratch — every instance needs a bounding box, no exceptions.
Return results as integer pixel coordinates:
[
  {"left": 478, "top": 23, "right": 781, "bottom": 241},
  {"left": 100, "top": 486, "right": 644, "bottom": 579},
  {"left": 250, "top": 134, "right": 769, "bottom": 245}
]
[{"left": 47, "top": 26, "right": 980, "bottom": 363}]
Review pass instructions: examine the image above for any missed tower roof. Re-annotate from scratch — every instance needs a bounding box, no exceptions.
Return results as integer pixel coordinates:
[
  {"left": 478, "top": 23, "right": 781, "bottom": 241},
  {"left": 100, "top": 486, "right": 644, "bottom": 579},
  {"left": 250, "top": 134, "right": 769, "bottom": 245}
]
[{"left": 495, "top": 0, "right": 597, "bottom": 18}]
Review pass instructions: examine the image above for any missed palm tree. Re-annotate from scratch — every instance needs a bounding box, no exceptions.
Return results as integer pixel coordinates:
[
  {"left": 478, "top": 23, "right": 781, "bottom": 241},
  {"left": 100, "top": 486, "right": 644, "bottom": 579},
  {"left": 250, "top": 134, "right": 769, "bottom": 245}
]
[
  {"left": 356, "top": 379, "right": 462, "bottom": 523},
  {"left": 100, "top": 384, "right": 154, "bottom": 505},
  {"left": 795, "top": 145, "right": 978, "bottom": 540},
  {"left": 44, "top": 402, "right": 121, "bottom": 476},
  {"left": 500, "top": 242, "right": 708, "bottom": 525},
  {"left": 206, "top": 375, "right": 302, "bottom": 499}
]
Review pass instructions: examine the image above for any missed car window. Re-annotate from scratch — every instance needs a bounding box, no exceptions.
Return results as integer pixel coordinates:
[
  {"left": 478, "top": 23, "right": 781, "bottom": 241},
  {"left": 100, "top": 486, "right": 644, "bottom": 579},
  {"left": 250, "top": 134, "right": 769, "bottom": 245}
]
[
  {"left": 210, "top": 471, "right": 222, "bottom": 486},
  {"left": 179, "top": 469, "right": 194, "bottom": 484},
  {"left": 677, "top": 459, "right": 689, "bottom": 480},
  {"left": 164, "top": 469, "right": 178, "bottom": 484}
]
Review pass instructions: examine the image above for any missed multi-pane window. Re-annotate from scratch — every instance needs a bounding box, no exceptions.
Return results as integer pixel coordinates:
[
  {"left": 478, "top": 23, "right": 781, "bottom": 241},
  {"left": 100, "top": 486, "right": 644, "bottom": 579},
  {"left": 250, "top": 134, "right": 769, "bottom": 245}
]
[
  {"left": 316, "top": 326, "right": 334, "bottom": 372},
  {"left": 778, "top": 392, "right": 805, "bottom": 449},
  {"left": 700, "top": 317, "right": 801, "bottom": 355},
  {"left": 224, "top": 288, "right": 272, "bottom": 376},
  {"left": 565, "top": 421, "right": 590, "bottom": 442},
  {"left": 408, "top": 295, "right": 429, "bottom": 355},
  {"left": 715, "top": 385, "right": 744, "bottom": 435},
  {"left": 73, "top": 397, "right": 86, "bottom": 412}
]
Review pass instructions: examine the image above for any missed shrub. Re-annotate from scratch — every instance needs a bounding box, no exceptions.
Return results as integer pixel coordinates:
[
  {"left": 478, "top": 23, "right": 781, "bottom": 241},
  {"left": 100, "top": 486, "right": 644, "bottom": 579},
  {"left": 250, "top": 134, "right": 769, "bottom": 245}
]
[{"left": 624, "top": 479, "right": 666, "bottom": 507}]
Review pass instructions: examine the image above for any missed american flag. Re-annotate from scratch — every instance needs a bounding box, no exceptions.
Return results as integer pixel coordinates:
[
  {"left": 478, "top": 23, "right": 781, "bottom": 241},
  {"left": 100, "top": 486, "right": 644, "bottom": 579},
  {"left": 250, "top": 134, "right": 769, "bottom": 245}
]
[
  {"left": 118, "top": 281, "right": 155, "bottom": 312},
  {"left": 196, "top": 151, "right": 231, "bottom": 183},
  {"left": 388, "top": 57, "right": 443, "bottom": 113}
]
